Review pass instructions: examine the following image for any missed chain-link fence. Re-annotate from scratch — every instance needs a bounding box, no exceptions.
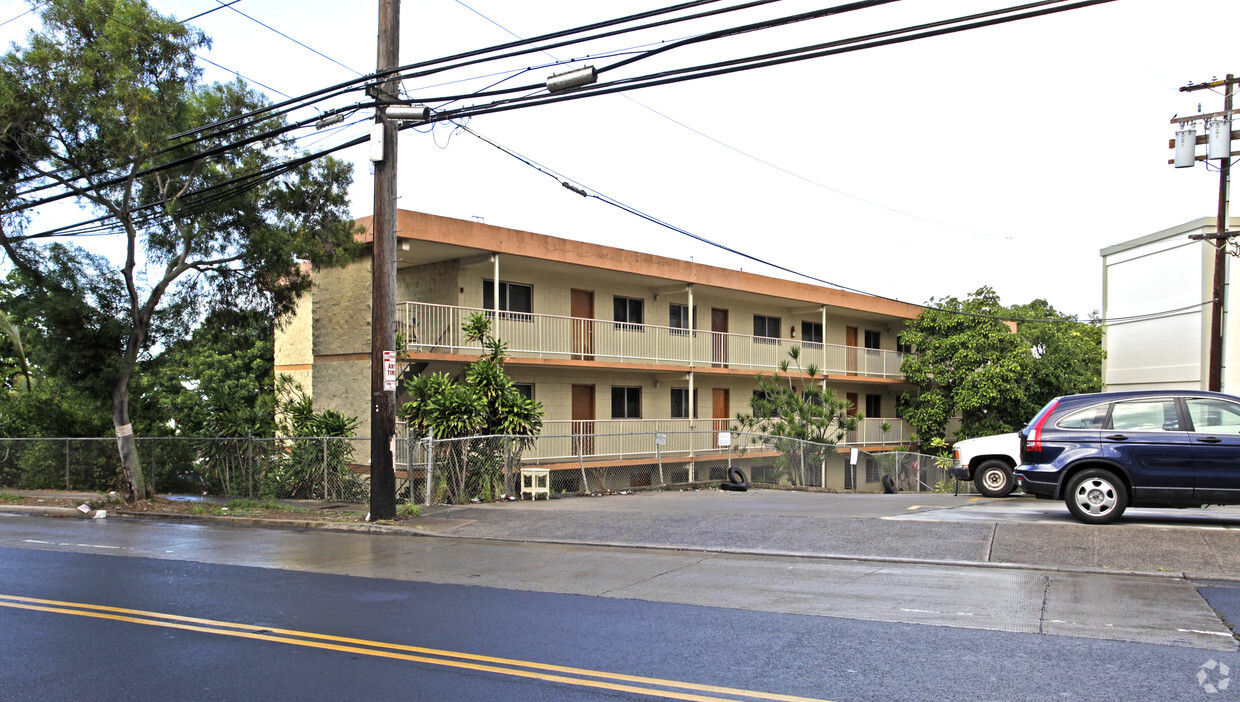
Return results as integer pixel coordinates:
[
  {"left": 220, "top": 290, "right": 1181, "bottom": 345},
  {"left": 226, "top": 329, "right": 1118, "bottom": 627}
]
[
  {"left": 0, "top": 430, "right": 962, "bottom": 504},
  {"left": 404, "top": 430, "right": 963, "bottom": 502},
  {"left": 0, "top": 436, "right": 427, "bottom": 504}
]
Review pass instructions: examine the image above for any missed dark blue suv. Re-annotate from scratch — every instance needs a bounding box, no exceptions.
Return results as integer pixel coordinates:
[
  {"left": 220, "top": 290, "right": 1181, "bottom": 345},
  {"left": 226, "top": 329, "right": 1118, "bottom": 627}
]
[{"left": 1015, "top": 390, "right": 1240, "bottom": 524}]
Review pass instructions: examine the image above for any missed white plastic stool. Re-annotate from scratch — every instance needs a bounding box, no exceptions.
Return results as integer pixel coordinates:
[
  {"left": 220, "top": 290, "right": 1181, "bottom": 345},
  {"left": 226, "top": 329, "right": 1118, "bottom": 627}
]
[{"left": 520, "top": 467, "right": 551, "bottom": 501}]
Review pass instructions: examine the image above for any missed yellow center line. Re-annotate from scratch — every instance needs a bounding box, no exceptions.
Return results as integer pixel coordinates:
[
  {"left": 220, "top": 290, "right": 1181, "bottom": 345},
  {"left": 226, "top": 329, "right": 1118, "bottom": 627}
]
[{"left": 0, "top": 593, "right": 832, "bottom": 702}]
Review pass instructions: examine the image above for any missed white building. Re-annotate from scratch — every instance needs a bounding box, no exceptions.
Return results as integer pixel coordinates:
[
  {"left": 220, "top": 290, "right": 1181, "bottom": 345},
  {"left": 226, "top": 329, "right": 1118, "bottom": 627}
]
[{"left": 1101, "top": 216, "right": 1240, "bottom": 391}]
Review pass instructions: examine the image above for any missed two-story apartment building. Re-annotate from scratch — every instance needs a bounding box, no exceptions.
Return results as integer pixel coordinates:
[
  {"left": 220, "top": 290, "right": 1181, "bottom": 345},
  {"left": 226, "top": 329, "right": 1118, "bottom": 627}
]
[{"left": 275, "top": 210, "right": 923, "bottom": 490}]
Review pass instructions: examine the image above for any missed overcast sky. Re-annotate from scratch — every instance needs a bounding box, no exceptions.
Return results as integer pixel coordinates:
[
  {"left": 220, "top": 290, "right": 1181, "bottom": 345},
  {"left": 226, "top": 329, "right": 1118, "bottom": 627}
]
[{"left": 3, "top": 0, "right": 1238, "bottom": 319}]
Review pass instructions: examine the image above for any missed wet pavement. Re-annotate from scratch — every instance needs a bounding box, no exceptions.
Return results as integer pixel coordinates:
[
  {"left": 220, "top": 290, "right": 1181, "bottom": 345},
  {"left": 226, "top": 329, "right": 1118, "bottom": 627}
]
[{"left": 408, "top": 489, "right": 1240, "bottom": 580}]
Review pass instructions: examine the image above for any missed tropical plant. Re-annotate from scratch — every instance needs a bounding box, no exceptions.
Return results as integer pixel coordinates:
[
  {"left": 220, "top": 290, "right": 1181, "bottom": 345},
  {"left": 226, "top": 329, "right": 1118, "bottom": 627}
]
[
  {"left": 401, "top": 314, "right": 542, "bottom": 503},
  {"left": 733, "top": 345, "right": 859, "bottom": 486}
]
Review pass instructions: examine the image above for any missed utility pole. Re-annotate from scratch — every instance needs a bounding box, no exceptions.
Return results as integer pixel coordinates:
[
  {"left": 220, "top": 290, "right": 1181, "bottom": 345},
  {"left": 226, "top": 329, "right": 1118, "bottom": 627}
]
[
  {"left": 1173, "top": 74, "right": 1238, "bottom": 392},
  {"left": 369, "top": 0, "right": 400, "bottom": 520}
]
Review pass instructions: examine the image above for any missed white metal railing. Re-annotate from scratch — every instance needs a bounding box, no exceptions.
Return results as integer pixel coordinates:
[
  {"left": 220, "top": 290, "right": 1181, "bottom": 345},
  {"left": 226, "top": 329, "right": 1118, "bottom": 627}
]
[
  {"left": 398, "top": 301, "right": 907, "bottom": 378},
  {"left": 530, "top": 417, "right": 911, "bottom": 463}
]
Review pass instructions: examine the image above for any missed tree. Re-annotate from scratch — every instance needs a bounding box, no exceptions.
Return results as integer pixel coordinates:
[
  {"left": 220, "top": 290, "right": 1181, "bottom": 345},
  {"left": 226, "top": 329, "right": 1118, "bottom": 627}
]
[
  {"left": 1008, "top": 299, "right": 1104, "bottom": 423},
  {"left": 734, "top": 345, "right": 858, "bottom": 486},
  {"left": 401, "top": 314, "right": 543, "bottom": 502},
  {"left": 148, "top": 308, "right": 278, "bottom": 438},
  {"left": 0, "top": 0, "right": 361, "bottom": 499},
  {"left": 898, "top": 287, "right": 1103, "bottom": 444}
]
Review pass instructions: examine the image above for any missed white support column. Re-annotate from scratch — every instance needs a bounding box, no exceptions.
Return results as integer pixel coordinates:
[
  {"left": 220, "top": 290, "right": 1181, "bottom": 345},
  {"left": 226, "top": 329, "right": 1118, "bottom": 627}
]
[
  {"left": 492, "top": 254, "right": 500, "bottom": 313},
  {"left": 821, "top": 305, "right": 828, "bottom": 389}
]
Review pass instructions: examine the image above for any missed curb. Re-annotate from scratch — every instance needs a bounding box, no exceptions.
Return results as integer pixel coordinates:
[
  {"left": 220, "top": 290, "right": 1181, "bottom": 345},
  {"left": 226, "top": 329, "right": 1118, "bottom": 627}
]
[
  {"left": 112, "top": 509, "right": 422, "bottom": 536},
  {"left": 0, "top": 505, "right": 105, "bottom": 519}
]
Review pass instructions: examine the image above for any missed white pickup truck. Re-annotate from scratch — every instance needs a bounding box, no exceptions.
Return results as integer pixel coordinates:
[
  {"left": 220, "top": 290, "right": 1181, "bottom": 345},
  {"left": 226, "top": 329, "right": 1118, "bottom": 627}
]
[{"left": 949, "top": 433, "right": 1021, "bottom": 497}]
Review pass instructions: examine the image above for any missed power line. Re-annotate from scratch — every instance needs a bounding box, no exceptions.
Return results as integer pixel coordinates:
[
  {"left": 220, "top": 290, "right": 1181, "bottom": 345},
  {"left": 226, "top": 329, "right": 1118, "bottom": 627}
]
[
  {"left": 452, "top": 122, "right": 1100, "bottom": 325},
  {"left": 206, "top": 0, "right": 365, "bottom": 76}
]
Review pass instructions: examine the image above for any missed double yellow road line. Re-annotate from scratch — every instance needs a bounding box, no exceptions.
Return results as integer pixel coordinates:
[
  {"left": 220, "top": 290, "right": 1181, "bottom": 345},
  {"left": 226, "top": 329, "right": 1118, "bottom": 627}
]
[{"left": 0, "top": 593, "right": 832, "bottom": 702}]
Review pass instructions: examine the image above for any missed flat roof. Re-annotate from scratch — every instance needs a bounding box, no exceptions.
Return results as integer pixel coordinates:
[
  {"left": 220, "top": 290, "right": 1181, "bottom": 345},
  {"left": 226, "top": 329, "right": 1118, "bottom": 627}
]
[{"left": 357, "top": 210, "right": 926, "bottom": 321}]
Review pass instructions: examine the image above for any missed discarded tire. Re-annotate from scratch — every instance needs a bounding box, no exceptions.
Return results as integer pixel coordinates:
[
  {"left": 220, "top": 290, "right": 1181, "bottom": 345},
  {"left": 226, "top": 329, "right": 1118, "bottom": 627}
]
[
  {"left": 881, "top": 474, "right": 898, "bottom": 494},
  {"left": 720, "top": 467, "right": 748, "bottom": 491}
]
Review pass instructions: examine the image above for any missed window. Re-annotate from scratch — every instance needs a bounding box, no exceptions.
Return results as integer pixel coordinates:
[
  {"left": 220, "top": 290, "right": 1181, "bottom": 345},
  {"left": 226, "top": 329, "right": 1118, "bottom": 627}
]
[
  {"left": 482, "top": 280, "right": 532, "bottom": 320},
  {"left": 614, "top": 296, "right": 644, "bottom": 330},
  {"left": 751, "top": 389, "right": 778, "bottom": 418},
  {"left": 1058, "top": 405, "right": 1108, "bottom": 430},
  {"left": 669, "top": 304, "right": 696, "bottom": 335},
  {"left": 801, "top": 321, "right": 823, "bottom": 346},
  {"left": 1110, "top": 399, "right": 1180, "bottom": 432},
  {"left": 671, "top": 388, "right": 698, "bottom": 419},
  {"left": 864, "top": 330, "right": 881, "bottom": 349},
  {"left": 513, "top": 384, "right": 534, "bottom": 401},
  {"left": 865, "top": 394, "right": 882, "bottom": 418},
  {"left": 753, "top": 315, "right": 781, "bottom": 343},
  {"left": 896, "top": 335, "right": 913, "bottom": 354},
  {"left": 1186, "top": 397, "right": 1240, "bottom": 433},
  {"left": 611, "top": 386, "right": 642, "bottom": 418}
]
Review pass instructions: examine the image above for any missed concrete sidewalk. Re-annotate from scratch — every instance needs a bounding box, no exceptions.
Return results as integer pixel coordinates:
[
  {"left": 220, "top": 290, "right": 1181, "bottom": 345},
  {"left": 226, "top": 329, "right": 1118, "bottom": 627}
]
[{"left": 412, "top": 489, "right": 1240, "bottom": 580}]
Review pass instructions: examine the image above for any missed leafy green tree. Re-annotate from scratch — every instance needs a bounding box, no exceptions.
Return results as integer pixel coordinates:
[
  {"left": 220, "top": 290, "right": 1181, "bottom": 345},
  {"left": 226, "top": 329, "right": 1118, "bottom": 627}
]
[
  {"left": 401, "top": 314, "right": 543, "bottom": 502},
  {"left": 734, "top": 345, "right": 858, "bottom": 486},
  {"left": 0, "top": 0, "right": 361, "bottom": 499},
  {"left": 898, "top": 287, "right": 1103, "bottom": 444},
  {"left": 148, "top": 308, "right": 277, "bottom": 438},
  {"left": 1008, "top": 299, "right": 1104, "bottom": 423}
]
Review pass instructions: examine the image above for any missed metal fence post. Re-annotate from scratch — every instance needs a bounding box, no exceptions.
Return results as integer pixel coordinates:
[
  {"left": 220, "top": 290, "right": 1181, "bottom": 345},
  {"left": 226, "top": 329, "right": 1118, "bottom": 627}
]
[
  {"left": 323, "top": 437, "right": 329, "bottom": 501},
  {"left": 65, "top": 439, "right": 70, "bottom": 490},
  {"left": 247, "top": 433, "right": 253, "bottom": 499},
  {"left": 424, "top": 426, "right": 434, "bottom": 508}
]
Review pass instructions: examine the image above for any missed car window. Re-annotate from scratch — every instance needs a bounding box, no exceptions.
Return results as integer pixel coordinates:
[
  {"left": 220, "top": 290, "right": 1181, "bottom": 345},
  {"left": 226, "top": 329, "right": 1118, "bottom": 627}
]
[
  {"left": 1109, "top": 399, "right": 1181, "bottom": 432},
  {"left": 1185, "top": 397, "right": 1240, "bottom": 434},
  {"left": 1057, "top": 405, "right": 1107, "bottom": 429}
]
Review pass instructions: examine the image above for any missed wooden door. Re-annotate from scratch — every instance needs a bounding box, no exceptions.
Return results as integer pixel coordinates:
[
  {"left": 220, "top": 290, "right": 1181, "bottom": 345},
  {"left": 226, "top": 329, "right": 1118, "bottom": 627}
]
[
  {"left": 571, "top": 289, "right": 594, "bottom": 360},
  {"left": 571, "top": 384, "right": 595, "bottom": 456},
  {"left": 712, "top": 388, "right": 730, "bottom": 447},
  {"left": 711, "top": 308, "right": 729, "bottom": 367},
  {"left": 845, "top": 326, "right": 858, "bottom": 376}
]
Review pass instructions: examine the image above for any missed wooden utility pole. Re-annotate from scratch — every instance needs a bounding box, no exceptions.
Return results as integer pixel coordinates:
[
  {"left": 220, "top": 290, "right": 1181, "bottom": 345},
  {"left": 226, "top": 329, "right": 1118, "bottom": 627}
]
[
  {"left": 1176, "top": 74, "right": 1237, "bottom": 392},
  {"left": 369, "top": 0, "right": 400, "bottom": 520}
]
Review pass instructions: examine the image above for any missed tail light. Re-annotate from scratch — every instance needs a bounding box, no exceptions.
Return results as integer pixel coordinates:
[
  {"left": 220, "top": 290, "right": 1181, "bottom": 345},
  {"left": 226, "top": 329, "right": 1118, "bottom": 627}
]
[{"left": 1027, "top": 399, "right": 1059, "bottom": 453}]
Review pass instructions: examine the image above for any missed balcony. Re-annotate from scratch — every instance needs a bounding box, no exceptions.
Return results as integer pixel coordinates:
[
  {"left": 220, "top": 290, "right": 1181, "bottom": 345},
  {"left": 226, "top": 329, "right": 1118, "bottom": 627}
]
[
  {"left": 398, "top": 302, "right": 908, "bottom": 378},
  {"left": 532, "top": 417, "right": 912, "bottom": 460}
]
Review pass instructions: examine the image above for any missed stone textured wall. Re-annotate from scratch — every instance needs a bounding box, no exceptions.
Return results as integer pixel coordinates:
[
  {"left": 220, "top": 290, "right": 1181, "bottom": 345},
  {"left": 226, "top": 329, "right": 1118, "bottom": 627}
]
[
  {"left": 399, "top": 260, "right": 461, "bottom": 305},
  {"left": 313, "top": 256, "right": 372, "bottom": 357}
]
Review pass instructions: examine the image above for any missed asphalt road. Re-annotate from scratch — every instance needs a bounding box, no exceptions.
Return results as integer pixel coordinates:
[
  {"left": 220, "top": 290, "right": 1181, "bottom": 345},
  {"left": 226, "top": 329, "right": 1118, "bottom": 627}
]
[{"left": 1, "top": 510, "right": 1239, "bottom": 701}]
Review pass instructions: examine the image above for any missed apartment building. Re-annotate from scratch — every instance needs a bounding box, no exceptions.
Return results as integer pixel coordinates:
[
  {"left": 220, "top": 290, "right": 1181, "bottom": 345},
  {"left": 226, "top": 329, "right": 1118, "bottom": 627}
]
[{"left": 275, "top": 210, "right": 924, "bottom": 489}]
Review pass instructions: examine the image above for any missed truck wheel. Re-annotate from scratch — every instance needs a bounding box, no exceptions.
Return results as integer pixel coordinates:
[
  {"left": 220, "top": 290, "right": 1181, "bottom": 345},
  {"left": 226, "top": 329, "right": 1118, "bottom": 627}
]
[{"left": 973, "top": 459, "right": 1015, "bottom": 498}]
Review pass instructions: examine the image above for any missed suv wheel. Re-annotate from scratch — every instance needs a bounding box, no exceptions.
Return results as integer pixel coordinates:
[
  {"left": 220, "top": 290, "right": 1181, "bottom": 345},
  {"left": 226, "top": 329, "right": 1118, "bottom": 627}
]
[
  {"left": 974, "top": 459, "right": 1015, "bottom": 498},
  {"left": 1065, "top": 469, "right": 1127, "bottom": 524}
]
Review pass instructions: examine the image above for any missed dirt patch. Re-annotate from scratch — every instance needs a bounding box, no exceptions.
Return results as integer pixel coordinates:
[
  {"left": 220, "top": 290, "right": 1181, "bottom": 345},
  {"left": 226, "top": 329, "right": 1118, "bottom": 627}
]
[{"left": 0, "top": 491, "right": 420, "bottom": 526}]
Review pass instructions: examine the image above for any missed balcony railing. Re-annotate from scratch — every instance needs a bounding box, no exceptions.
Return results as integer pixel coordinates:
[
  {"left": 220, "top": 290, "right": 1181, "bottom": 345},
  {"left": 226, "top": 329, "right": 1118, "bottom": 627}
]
[
  {"left": 532, "top": 418, "right": 910, "bottom": 461},
  {"left": 398, "top": 302, "right": 907, "bottom": 378}
]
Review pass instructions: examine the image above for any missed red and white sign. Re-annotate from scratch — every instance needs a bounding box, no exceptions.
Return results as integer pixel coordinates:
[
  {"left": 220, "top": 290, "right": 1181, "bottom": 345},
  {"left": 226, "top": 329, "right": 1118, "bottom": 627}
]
[{"left": 383, "top": 350, "right": 397, "bottom": 391}]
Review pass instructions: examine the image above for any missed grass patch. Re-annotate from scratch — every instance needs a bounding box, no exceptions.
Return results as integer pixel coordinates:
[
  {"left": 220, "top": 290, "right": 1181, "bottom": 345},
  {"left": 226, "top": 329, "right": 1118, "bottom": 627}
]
[
  {"left": 0, "top": 492, "right": 21, "bottom": 503},
  {"left": 397, "top": 502, "right": 421, "bottom": 519}
]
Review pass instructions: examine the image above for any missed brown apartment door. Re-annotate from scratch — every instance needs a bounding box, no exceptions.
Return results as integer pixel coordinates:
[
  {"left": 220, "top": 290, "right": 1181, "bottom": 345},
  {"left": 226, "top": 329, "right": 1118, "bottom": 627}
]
[
  {"left": 711, "top": 308, "right": 729, "bottom": 367},
  {"left": 845, "top": 326, "right": 858, "bottom": 376},
  {"left": 572, "top": 384, "right": 595, "bottom": 456},
  {"left": 712, "top": 388, "right": 730, "bottom": 447},
  {"left": 571, "top": 289, "right": 594, "bottom": 360}
]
